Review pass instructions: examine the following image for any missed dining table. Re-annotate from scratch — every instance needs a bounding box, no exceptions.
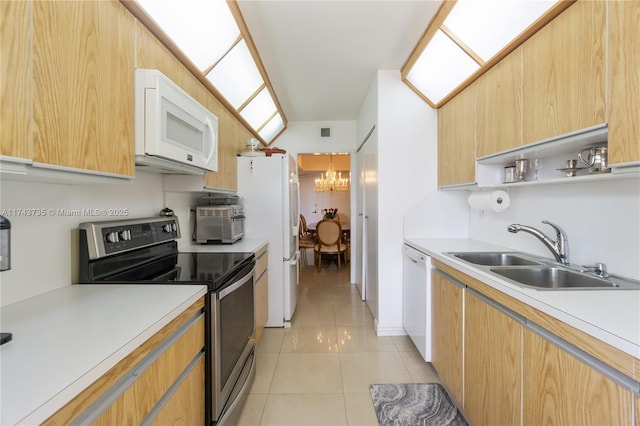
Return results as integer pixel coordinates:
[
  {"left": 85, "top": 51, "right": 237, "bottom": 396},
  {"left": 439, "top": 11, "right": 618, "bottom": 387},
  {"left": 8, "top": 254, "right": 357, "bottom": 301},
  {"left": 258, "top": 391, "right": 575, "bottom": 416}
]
[{"left": 307, "top": 221, "right": 350, "bottom": 241}]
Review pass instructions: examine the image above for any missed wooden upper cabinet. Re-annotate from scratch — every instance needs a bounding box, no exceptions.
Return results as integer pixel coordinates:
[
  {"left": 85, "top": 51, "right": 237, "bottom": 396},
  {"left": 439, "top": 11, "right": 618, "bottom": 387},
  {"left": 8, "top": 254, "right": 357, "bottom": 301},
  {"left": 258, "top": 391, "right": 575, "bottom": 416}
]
[
  {"left": 32, "top": 0, "right": 135, "bottom": 176},
  {"left": 0, "top": 1, "right": 31, "bottom": 159},
  {"left": 523, "top": 328, "right": 632, "bottom": 426},
  {"left": 476, "top": 47, "right": 522, "bottom": 158},
  {"left": 522, "top": 0, "right": 606, "bottom": 145},
  {"left": 608, "top": 0, "right": 640, "bottom": 166},
  {"left": 438, "top": 84, "right": 476, "bottom": 187}
]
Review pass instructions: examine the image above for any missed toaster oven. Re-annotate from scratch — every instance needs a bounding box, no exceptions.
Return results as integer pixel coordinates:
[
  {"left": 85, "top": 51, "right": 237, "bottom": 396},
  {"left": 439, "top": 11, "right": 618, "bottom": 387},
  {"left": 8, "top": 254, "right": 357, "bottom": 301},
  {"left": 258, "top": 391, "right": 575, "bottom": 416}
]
[{"left": 196, "top": 205, "right": 245, "bottom": 244}]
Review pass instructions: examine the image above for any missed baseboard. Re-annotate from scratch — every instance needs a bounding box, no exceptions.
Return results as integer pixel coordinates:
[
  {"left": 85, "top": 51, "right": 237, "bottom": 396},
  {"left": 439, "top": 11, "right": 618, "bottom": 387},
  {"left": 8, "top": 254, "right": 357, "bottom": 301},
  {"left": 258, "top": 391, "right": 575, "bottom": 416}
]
[{"left": 374, "top": 325, "right": 408, "bottom": 337}]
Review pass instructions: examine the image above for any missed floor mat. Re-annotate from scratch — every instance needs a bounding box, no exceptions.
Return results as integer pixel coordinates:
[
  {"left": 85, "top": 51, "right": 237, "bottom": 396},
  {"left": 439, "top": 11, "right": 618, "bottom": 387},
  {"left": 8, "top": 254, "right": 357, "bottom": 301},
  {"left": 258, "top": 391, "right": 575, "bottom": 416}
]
[{"left": 369, "top": 383, "right": 468, "bottom": 426}]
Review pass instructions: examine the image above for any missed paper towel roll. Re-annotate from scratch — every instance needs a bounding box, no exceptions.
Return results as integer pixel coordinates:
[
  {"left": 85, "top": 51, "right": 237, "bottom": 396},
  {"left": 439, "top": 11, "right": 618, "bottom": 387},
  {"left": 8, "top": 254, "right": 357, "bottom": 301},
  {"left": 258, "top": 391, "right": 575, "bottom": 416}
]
[{"left": 468, "top": 190, "right": 510, "bottom": 212}]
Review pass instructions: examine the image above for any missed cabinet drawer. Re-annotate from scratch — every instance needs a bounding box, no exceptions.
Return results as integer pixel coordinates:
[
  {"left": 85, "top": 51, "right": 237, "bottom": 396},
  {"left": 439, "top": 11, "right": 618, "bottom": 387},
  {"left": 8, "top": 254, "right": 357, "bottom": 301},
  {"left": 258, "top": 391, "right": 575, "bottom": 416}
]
[
  {"left": 256, "top": 250, "right": 268, "bottom": 279},
  {"left": 92, "top": 316, "right": 204, "bottom": 425},
  {"left": 255, "top": 271, "right": 269, "bottom": 343},
  {"left": 44, "top": 298, "right": 205, "bottom": 425},
  {"left": 149, "top": 355, "right": 205, "bottom": 426}
]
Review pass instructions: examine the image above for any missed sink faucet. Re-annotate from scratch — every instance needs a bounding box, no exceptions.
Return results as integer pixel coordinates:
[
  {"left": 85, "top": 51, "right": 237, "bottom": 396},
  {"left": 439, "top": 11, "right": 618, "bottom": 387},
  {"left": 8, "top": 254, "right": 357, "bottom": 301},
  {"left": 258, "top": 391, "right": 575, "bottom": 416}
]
[{"left": 507, "top": 220, "right": 569, "bottom": 265}]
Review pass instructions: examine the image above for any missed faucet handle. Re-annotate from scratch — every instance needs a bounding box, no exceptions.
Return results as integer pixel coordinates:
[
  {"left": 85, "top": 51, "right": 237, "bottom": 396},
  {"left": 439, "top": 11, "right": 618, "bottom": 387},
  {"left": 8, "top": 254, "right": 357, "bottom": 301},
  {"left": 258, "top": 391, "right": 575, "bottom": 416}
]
[
  {"left": 583, "top": 263, "right": 609, "bottom": 278},
  {"left": 541, "top": 220, "right": 565, "bottom": 237}
]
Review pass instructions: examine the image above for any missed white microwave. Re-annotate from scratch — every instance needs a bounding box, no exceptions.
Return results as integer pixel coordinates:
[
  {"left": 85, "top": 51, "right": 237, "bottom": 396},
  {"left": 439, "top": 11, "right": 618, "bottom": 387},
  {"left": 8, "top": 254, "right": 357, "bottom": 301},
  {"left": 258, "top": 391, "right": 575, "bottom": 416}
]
[{"left": 135, "top": 69, "right": 218, "bottom": 174}]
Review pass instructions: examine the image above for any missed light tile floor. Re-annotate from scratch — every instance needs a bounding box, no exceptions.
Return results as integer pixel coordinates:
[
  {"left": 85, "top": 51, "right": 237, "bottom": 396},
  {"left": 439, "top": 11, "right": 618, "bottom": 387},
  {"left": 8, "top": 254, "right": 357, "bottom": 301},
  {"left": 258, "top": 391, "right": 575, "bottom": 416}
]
[{"left": 237, "top": 263, "right": 441, "bottom": 425}]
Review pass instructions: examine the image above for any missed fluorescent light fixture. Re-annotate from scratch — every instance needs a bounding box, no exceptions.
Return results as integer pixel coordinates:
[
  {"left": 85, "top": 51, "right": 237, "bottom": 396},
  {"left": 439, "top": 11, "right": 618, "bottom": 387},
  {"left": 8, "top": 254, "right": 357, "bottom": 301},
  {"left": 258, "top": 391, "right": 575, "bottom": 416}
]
[
  {"left": 135, "top": 0, "right": 288, "bottom": 144},
  {"left": 444, "top": 0, "right": 557, "bottom": 61},
  {"left": 402, "top": 0, "right": 566, "bottom": 106},
  {"left": 259, "top": 114, "right": 285, "bottom": 143},
  {"left": 206, "top": 40, "right": 265, "bottom": 109},
  {"left": 240, "top": 87, "right": 277, "bottom": 129},
  {"left": 406, "top": 29, "right": 480, "bottom": 104},
  {"left": 136, "top": 0, "right": 240, "bottom": 70}
]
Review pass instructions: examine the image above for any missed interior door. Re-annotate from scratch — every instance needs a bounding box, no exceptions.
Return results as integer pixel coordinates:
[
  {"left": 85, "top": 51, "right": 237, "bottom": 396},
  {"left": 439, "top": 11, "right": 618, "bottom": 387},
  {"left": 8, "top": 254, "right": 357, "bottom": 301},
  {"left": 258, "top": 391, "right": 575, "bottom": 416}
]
[
  {"left": 356, "top": 126, "right": 378, "bottom": 320},
  {"left": 363, "top": 142, "right": 378, "bottom": 320},
  {"left": 355, "top": 150, "right": 366, "bottom": 300},
  {"left": 355, "top": 126, "right": 375, "bottom": 302}
]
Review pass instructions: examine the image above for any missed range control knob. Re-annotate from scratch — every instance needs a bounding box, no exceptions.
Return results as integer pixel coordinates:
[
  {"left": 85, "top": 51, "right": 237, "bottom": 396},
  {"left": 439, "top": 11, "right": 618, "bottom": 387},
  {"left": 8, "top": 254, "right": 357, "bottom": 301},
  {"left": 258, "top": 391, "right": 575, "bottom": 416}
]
[
  {"left": 105, "top": 231, "right": 119, "bottom": 243},
  {"left": 171, "top": 223, "right": 178, "bottom": 232},
  {"left": 119, "top": 230, "right": 132, "bottom": 241},
  {"left": 162, "top": 224, "right": 173, "bottom": 233}
]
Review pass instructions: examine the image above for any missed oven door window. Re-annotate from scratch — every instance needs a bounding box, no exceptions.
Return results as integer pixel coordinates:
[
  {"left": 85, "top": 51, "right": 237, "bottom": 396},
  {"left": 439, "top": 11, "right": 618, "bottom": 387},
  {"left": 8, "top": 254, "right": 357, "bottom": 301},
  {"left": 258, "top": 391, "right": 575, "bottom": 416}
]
[{"left": 219, "top": 275, "right": 254, "bottom": 388}]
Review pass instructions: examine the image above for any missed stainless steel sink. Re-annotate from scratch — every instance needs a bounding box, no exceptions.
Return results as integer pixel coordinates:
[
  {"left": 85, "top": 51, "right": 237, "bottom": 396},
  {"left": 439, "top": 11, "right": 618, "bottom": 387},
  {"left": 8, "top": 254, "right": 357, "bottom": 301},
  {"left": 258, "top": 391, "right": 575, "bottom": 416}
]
[
  {"left": 450, "top": 252, "right": 540, "bottom": 267},
  {"left": 490, "top": 267, "right": 619, "bottom": 290}
]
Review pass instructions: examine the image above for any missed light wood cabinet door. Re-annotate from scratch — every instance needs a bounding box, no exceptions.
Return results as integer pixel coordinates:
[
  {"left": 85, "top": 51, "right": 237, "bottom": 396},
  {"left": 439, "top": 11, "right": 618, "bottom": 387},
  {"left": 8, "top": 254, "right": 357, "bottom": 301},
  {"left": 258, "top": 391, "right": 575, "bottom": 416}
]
[
  {"left": 464, "top": 292, "right": 522, "bottom": 426},
  {"left": 431, "top": 271, "right": 464, "bottom": 405},
  {"left": 523, "top": 328, "right": 633, "bottom": 426},
  {"left": 44, "top": 299, "right": 205, "bottom": 425},
  {"left": 437, "top": 84, "right": 476, "bottom": 187},
  {"left": 522, "top": 0, "right": 606, "bottom": 145},
  {"left": 92, "top": 316, "right": 205, "bottom": 425},
  {"left": 476, "top": 47, "right": 522, "bottom": 158},
  {"left": 608, "top": 0, "right": 640, "bottom": 165},
  {"left": 150, "top": 356, "right": 205, "bottom": 426},
  {"left": 0, "top": 0, "right": 31, "bottom": 159},
  {"left": 255, "top": 271, "right": 269, "bottom": 343},
  {"left": 32, "top": 0, "right": 135, "bottom": 176}
]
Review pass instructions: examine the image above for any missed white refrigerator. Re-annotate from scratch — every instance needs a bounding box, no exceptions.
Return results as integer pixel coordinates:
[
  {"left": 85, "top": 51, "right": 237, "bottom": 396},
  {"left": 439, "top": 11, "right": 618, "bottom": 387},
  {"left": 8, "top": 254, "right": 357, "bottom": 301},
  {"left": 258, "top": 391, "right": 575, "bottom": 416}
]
[{"left": 237, "top": 154, "right": 300, "bottom": 327}]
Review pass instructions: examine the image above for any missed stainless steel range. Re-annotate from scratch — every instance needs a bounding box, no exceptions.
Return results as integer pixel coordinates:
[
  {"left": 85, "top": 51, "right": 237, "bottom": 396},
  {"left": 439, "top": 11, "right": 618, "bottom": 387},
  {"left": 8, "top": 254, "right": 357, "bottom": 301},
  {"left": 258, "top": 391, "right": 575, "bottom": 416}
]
[{"left": 78, "top": 216, "right": 255, "bottom": 425}]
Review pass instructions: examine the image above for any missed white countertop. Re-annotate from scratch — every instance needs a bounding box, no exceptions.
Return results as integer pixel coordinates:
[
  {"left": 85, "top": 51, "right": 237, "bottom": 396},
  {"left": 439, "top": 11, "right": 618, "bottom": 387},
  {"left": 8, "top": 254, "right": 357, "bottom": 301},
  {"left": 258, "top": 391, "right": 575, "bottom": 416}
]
[
  {"left": 404, "top": 238, "right": 640, "bottom": 359},
  {"left": 0, "top": 284, "right": 207, "bottom": 425},
  {"left": 182, "top": 238, "right": 267, "bottom": 254}
]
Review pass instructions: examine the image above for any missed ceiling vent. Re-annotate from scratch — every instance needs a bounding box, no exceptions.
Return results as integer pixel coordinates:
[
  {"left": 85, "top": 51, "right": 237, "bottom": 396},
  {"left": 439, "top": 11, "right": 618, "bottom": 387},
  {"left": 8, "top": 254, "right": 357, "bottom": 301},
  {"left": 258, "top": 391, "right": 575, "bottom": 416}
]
[{"left": 320, "top": 128, "right": 331, "bottom": 138}]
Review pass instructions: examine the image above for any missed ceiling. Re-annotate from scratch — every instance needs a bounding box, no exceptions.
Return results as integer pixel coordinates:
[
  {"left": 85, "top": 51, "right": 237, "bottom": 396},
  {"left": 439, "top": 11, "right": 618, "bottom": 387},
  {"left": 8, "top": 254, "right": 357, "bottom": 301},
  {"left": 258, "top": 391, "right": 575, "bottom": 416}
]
[{"left": 237, "top": 0, "right": 442, "bottom": 122}]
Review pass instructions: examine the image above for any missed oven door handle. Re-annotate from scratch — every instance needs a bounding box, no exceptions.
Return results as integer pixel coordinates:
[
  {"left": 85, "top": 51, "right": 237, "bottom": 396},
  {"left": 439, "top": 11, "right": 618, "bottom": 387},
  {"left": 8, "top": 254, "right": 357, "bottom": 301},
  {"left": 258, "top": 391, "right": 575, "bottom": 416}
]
[{"left": 219, "top": 266, "right": 256, "bottom": 300}]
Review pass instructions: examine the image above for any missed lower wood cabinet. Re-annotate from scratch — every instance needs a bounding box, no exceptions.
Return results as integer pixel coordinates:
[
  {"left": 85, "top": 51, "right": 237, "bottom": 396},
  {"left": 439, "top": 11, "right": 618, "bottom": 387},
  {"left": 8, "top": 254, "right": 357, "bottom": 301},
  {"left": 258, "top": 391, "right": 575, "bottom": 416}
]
[
  {"left": 464, "top": 290, "right": 522, "bottom": 426},
  {"left": 431, "top": 271, "right": 464, "bottom": 405},
  {"left": 44, "top": 298, "right": 205, "bottom": 425},
  {"left": 523, "top": 327, "right": 633, "bottom": 426},
  {"left": 254, "top": 244, "right": 269, "bottom": 343},
  {"left": 431, "top": 262, "right": 639, "bottom": 426},
  {"left": 150, "top": 355, "right": 205, "bottom": 426}
]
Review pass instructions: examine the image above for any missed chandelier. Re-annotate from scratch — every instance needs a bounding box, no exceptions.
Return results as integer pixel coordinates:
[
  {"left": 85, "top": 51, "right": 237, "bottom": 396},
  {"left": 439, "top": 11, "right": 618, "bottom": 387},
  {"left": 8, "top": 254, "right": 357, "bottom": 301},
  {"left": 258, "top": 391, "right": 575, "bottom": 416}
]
[{"left": 314, "top": 155, "right": 349, "bottom": 192}]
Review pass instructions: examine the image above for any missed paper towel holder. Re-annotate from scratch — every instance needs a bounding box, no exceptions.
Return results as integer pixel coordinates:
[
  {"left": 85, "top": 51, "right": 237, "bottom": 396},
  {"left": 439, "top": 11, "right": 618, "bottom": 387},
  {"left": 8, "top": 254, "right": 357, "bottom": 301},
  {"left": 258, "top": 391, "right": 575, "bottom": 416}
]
[{"left": 468, "top": 190, "right": 511, "bottom": 214}]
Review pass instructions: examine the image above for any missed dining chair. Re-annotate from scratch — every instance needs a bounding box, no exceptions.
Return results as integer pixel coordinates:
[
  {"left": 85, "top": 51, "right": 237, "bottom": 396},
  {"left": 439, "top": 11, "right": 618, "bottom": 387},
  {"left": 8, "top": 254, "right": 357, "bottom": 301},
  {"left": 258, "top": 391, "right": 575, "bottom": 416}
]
[
  {"left": 299, "top": 215, "right": 315, "bottom": 267},
  {"left": 313, "top": 219, "right": 348, "bottom": 271}
]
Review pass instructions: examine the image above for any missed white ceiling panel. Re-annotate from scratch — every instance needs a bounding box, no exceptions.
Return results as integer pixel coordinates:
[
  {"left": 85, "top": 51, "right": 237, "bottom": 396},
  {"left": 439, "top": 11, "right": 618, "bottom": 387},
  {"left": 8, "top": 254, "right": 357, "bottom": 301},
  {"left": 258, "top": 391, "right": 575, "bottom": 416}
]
[{"left": 237, "top": 0, "right": 441, "bottom": 121}]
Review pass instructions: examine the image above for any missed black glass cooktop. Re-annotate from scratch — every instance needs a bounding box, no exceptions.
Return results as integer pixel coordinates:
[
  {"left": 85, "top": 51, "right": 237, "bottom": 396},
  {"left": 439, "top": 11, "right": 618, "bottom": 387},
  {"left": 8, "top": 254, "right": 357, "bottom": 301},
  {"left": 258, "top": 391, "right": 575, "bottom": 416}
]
[{"left": 82, "top": 245, "right": 254, "bottom": 291}]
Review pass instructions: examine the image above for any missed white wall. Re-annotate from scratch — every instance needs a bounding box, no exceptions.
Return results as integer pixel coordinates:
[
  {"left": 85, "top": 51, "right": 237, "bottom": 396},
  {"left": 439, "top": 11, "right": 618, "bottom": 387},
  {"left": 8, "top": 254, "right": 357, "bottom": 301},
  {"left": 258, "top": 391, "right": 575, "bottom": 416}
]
[
  {"left": 0, "top": 172, "right": 166, "bottom": 306},
  {"left": 274, "top": 121, "right": 358, "bottom": 156},
  {"left": 298, "top": 173, "right": 350, "bottom": 225},
  {"left": 374, "top": 70, "right": 438, "bottom": 334},
  {"left": 469, "top": 178, "right": 640, "bottom": 279}
]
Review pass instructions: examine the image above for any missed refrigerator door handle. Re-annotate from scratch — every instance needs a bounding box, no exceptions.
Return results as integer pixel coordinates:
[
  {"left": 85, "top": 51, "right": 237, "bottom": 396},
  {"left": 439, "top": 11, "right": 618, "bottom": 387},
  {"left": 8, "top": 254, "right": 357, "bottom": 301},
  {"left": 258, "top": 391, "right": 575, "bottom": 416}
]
[{"left": 289, "top": 250, "right": 300, "bottom": 266}]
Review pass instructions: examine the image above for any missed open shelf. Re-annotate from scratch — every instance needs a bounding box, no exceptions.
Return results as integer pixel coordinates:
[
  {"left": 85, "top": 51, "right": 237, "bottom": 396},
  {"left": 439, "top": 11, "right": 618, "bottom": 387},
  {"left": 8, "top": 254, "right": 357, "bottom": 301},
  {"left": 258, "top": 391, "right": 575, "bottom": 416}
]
[{"left": 441, "top": 124, "right": 640, "bottom": 191}]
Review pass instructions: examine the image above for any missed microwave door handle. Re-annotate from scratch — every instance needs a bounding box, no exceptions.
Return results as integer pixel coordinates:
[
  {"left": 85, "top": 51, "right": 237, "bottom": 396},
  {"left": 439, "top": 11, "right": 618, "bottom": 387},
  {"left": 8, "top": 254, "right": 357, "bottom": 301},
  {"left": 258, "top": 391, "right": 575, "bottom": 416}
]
[{"left": 203, "top": 117, "right": 217, "bottom": 163}]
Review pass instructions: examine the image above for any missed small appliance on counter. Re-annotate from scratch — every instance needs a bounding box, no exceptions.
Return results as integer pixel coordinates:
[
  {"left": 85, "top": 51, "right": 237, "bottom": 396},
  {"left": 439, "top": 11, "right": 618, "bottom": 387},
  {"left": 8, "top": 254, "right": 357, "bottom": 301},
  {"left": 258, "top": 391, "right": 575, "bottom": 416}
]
[{"left": 195, "top": 195, "right": 245, "bottom": 244}]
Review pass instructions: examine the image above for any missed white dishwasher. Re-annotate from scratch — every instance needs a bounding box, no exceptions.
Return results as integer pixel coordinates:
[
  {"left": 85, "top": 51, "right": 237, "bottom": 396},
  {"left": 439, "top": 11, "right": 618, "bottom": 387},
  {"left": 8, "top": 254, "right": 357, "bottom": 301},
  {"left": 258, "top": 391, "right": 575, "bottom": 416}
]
[{"left": 402, "top": 244, "right": 431, "bottom": 361}]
